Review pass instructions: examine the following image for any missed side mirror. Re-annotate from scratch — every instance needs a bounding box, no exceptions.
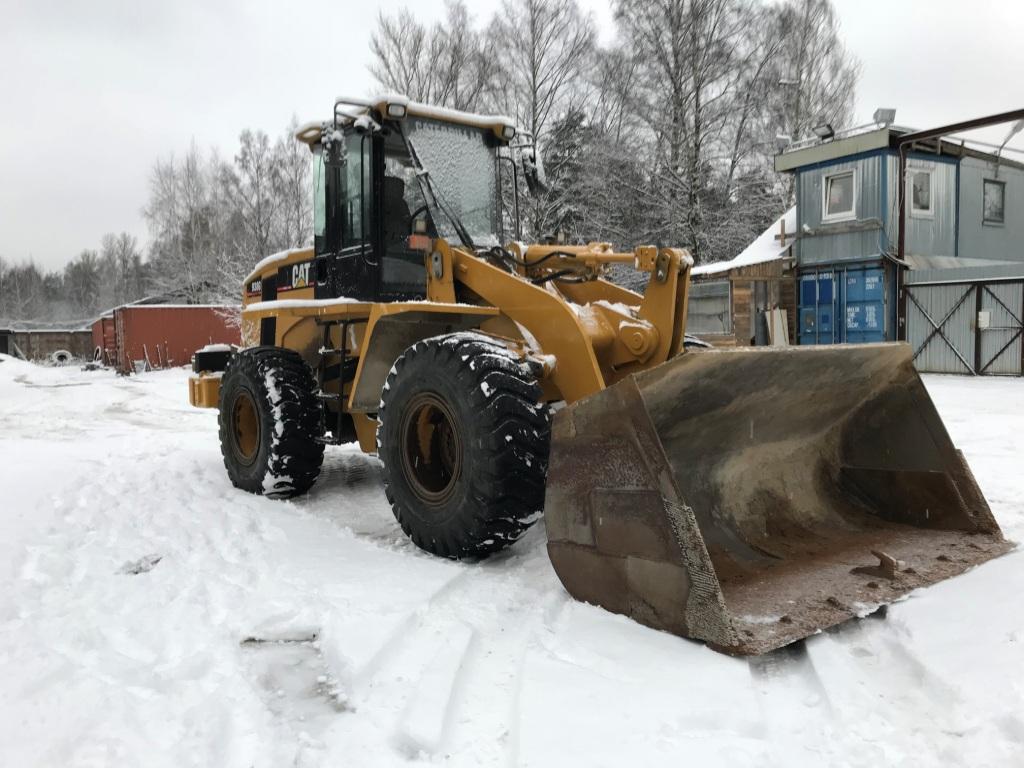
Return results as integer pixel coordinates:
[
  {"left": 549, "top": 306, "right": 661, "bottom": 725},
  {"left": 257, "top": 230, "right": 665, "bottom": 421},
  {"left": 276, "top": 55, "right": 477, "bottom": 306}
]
[{"left": 523, "top": 146, "right": 548, "bottom": 194}]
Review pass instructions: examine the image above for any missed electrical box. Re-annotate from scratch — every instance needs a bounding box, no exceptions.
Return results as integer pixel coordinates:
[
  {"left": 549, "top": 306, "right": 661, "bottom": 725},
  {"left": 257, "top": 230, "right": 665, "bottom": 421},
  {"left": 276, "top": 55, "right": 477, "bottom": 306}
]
[{"left": 978, "top": 310, "right": 991, "bottom": 330}]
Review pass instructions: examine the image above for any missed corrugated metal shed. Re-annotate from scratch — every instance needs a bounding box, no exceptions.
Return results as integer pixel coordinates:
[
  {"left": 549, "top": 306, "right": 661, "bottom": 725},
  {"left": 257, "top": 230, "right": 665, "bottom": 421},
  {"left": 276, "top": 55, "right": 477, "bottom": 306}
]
[{"left": 112, "top": 305, "right": 240, "bottom": 374}]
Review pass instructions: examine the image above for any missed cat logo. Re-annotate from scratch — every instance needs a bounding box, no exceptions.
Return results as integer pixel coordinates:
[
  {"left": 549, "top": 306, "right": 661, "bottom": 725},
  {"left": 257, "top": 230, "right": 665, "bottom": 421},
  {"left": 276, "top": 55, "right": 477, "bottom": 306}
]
[{"left": 292, "top": 262, "right": 311, "bottom": 289}]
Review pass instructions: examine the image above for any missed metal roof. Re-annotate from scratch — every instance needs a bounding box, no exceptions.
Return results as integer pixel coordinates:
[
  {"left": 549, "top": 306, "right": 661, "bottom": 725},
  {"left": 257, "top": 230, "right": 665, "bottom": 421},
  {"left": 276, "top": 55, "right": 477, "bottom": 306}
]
[
  {"left": 904, "top": 263, "right": 1024, "bottom": 285},
  {"left": 775, "top": 126, "right": 1024, "bottom": 173}
]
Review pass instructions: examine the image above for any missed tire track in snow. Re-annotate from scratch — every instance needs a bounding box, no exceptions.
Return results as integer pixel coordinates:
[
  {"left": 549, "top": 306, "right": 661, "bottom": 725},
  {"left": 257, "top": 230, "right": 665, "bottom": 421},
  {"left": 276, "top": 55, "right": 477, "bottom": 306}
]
[
  {"left": 806, "top": 613, "right": 1024, "bottom": 766},
  {"left": 293, "top": 447, "right": 409, "bottom": 548},
  {"left": 1, "top": 364, "right": 309, "bottom": 767},
  {"left": 748, "top": 640, "right": 836, "bottom": 766},
  {"left": 319, "top": 528, "right": 560, "bottom": 765}
]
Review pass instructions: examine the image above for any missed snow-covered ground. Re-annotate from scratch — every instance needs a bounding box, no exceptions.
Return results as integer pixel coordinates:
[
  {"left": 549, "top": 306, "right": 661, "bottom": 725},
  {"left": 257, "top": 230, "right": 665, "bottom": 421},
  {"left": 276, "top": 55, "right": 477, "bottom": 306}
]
[{"left": 1, "top": 354, "right": 1022, "bottom": 767}]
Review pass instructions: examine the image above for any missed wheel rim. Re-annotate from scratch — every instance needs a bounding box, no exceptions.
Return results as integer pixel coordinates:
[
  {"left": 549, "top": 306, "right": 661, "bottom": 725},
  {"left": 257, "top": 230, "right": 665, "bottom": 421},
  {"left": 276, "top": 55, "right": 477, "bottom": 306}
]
[
  {"left": 399, "top": 392, "right": 463, "bottom": 506},
  {"left": 231, "top": 389, "right": 261, "bottom": 465}
]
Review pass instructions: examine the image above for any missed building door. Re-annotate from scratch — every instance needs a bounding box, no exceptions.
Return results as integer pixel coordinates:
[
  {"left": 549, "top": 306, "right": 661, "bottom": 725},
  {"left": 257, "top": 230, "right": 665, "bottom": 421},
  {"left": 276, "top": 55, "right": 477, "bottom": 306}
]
[
  {"left": 905, "top": 283, "right": 977, "bottom": 374},
  {"left": 906, "top": 280, "right": 1024, "bottom": 375},
  {"left": 978, "top": 283, "right": 1023, "bottom": 375},
  {"left": 753, "top": 281, "right": 770, "bottom": 345}
]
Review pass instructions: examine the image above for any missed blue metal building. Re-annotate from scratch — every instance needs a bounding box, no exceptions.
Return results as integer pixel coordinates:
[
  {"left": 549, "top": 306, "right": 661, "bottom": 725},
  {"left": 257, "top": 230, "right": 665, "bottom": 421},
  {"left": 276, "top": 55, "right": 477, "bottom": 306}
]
[{"left": 775, "top": 125, "right": 1024, "bottom": 353}]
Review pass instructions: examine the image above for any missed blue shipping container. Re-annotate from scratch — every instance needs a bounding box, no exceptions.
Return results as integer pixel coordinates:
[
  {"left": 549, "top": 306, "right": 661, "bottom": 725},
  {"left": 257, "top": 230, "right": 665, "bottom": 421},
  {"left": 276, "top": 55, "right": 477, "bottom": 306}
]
[{"left": 799, "top": 265, "right": 887, "bottom": 345}]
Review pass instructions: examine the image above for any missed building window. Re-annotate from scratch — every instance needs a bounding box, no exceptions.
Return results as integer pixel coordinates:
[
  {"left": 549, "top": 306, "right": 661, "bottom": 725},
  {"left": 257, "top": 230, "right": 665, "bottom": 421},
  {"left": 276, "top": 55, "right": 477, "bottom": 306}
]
[
  {"left": 984, "top": 179, "right": 1005, "bottom": 225},
  {"left": 687, "top": 280, "right": 732, "bottom": 335},
  {"left": 822, "top": 170, "right": 855, "bottom": 222},
  {"left": 910, "top": 169, "right": 933, "bottom": 218}
]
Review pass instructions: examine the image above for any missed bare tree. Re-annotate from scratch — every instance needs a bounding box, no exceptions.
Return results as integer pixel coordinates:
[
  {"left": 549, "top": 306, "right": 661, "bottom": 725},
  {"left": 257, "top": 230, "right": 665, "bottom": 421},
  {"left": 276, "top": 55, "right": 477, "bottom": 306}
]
[
  {"left": 100, "top": 232, "right": 145, "bottom": 307},
  {"left": 721, "top": 6, "right": 788, "bottom": 198},
  {"left": 370, "top": 1, "right": 492, "bottom": 110},
  {"left": 144, "top": 143, "right": 226, "bottom": 304},
  {"left": 613, "top": 0, "right": 754, "bottom": 259},
  {"left": 484, "top": 0, "right": 595, "bottom": 237},
  {"left": 489, "top": 0, "right": 595, "bottom": 142},
  {"left": 585, "top": 47, "right": 643, "bottom": 145},
  {"left": 273, "top": 119, "right": 313, "bottom": 251},
  {"left": 775, "top": 0, "right": 860, "bottom": 144},
  {"left": 64, "top": 250, "right": 101, "bottom": 316},
  {"left": 222, "top": 130, "right": 280, "bottom": 257},
  {"left": 0, "top": 260, "right": 45, "bottom": 320}
]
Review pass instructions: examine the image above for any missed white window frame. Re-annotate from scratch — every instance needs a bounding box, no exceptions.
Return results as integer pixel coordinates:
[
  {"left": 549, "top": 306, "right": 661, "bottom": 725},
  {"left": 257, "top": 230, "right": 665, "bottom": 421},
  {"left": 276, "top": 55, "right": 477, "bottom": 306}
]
[
  {"left": 909, "top": 167, "right": 934, "bottom": 219},
  {"left": 983, "top": 178, "right": 1006, "bottom": 226},
  {"left": 821, "top": 169, "right": 856, "bottom": 223}
]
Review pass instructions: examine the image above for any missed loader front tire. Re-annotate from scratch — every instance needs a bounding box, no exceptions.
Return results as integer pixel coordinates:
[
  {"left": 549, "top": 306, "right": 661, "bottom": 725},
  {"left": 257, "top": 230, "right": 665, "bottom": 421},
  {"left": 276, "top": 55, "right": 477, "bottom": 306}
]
[
  {"left": 218, "top": 347, "right": 324, "bottom": 499},
  {"left": 378, "top": 333, "right": 550, "bottom": 559}
]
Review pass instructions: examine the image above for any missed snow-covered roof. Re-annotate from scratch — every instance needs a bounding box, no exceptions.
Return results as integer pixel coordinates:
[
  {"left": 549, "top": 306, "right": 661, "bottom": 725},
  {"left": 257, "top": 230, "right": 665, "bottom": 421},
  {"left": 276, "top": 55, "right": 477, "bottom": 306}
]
[
  {"left": 295, "top": 95, "right": 517, "bottom": 148},
  {"left": 2, "top": 320, "right": 93, "bottom": 332},
  {"left": 691, "top": 207, "right": 796, "bottom": 277}
]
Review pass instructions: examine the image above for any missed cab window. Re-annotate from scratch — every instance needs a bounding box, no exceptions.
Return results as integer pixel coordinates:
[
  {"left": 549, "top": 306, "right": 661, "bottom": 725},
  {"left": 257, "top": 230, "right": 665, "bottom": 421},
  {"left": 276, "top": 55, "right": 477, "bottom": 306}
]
[
  {"left": 342, "top": 133, "right": 370, "bottom": 248},
  {"left": 312, "top": 151, "right": 326, "bottom": 238}
]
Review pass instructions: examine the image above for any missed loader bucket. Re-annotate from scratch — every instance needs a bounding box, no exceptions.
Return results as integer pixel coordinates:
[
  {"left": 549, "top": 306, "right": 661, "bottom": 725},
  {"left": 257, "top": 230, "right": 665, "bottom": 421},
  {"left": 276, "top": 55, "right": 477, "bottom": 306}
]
[{"left": 545, "top": 343, "right": 1010, "bottom": 655}]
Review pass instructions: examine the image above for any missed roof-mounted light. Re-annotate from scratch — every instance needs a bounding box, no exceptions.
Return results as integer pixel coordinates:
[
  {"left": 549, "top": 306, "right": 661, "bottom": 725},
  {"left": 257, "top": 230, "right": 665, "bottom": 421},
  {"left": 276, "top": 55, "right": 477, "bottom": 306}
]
[
  {"left": 501, "top": 124, "right": 516, "bottom": 141},
  {"left": 385, "top": 102, "right": 408, "bottom": 119},
  {"left": 812, "top": 122, "right": 835, "bottom": 140},
  {"left": 873, "top": 108, "right": 897, "bottom": 126}
]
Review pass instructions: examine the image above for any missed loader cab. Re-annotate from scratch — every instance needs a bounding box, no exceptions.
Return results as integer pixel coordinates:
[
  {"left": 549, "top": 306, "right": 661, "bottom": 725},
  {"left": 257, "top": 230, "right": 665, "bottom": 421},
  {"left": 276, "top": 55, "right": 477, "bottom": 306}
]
[{"left": 311, "top": 109, "right": 514, "bottom": 303}]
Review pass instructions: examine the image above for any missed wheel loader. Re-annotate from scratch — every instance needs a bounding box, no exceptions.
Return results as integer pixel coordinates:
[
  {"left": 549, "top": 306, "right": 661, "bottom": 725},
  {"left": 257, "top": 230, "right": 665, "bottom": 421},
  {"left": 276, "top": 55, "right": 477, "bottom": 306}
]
[{"left": 189, "top": 95, "right": 1009, "bottom": 655}]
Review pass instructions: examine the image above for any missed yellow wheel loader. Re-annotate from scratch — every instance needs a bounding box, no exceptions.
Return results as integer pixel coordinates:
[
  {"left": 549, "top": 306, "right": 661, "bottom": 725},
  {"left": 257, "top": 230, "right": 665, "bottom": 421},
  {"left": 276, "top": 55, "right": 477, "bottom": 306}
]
[{"left": 189, "top": 95, "right": 1009, "bottom": 655}]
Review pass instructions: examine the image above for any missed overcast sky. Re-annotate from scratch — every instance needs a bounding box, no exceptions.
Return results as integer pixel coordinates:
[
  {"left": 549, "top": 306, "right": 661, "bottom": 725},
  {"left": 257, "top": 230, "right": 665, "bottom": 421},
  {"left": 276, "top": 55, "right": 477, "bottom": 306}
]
[{"left": 2, "top": 0, "right": 1022, "bottom": 270}]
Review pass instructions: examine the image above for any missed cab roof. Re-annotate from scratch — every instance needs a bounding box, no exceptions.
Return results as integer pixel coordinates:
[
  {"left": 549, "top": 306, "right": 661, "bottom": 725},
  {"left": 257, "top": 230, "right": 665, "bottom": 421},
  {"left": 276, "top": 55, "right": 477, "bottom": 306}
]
[{"left": 295, "top": 94, "right": 517, "bottom": 148}]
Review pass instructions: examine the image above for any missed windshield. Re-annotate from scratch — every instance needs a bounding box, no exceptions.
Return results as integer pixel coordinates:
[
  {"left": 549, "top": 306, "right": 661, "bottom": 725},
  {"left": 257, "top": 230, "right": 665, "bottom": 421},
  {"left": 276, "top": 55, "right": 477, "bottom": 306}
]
[{"left": 403, "top": 117, "right": 500, "bottom": 248}]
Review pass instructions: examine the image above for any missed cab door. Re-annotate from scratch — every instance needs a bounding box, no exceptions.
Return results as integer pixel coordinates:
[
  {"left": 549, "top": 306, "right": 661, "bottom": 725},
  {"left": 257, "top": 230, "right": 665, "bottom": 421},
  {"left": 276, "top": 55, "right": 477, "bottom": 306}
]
[{"left": 314, "top": 131, "right": 376, "bottom": 300}]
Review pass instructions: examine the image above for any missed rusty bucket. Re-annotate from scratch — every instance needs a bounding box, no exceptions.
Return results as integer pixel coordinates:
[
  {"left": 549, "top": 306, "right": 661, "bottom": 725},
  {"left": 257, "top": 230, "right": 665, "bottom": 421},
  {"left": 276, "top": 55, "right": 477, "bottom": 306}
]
[{"left": 544, "top": 343, "right": 1010, "bottom": 655}]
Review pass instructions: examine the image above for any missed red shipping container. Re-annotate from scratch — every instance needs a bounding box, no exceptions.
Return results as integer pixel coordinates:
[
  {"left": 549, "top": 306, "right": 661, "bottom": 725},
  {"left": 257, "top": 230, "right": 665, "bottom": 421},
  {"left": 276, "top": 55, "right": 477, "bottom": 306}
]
[
  {"left": 91, "top": 314, "right": 117, "bottom": 364},
  {"left": 112, "top": 305, "right": 240, "bottom": 374}
]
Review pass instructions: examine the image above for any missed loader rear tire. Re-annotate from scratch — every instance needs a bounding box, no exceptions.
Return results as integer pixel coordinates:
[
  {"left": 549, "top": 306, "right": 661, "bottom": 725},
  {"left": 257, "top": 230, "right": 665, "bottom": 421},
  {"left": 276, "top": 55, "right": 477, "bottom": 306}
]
[
  {"left": 218, "top": 347, "right": 324, "bottom": 499},
  {"left": 378, "top": 333, "right": 550, "bottom": 559}
]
